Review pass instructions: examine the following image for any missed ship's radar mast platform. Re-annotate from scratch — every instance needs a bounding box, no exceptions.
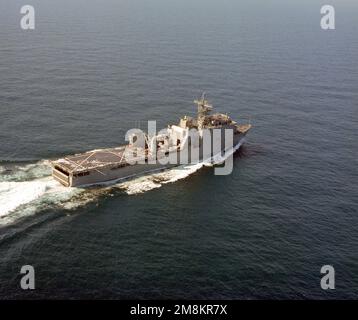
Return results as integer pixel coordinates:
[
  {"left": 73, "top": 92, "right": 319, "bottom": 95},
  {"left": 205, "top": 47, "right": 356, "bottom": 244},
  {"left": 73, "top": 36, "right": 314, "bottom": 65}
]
[
  {"left": 194, "top": 92, "right": 213, "bottom": 114},
  {"left": 194, "top": 92, "right": 213, "bottom": 130}
]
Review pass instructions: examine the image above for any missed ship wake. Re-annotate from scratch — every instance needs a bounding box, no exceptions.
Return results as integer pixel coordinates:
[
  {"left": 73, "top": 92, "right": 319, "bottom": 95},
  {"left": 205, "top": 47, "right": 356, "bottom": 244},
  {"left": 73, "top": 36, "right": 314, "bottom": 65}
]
[
  {"left": 117, "top": 140, "right": 243, "bottom": 195},
  {"left": 0, "top": 142, "right": 242, "bottom": 225},
  {"left": 117, "top": 162, "right": 205, "bottom": 195},
  {"left": 0, "top": 161, "right": 85, "bottom": 225}
]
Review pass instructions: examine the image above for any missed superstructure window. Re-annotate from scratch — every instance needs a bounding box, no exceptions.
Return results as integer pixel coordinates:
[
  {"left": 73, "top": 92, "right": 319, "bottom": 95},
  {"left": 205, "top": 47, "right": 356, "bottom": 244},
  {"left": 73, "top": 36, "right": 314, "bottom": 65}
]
[
  {"left": 74, "top": 171, "right": 90, "bottom": 177},
  {"left": 110, "top": 163, "right": 127, "bottom": 170}
]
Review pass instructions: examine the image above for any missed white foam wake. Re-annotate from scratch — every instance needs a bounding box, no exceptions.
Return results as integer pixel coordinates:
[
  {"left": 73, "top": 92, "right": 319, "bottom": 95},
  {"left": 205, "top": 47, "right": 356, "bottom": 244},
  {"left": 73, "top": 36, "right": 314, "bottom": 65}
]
[
  {"left": 117, "top": 140, "right": 244, "bottom": 195},
  {"left": 0, "top": 161, "right": 87, "bottom": 225},
  {"left": 0, "top": 177, "right": 85, "bottom": 225},
  {"left": 0, "top": 179, "right": 51, "bottom": 218},
  {"left": 0, "top": 141, "right": 243, "bottom": 222},
  {"left": 117, "top": 162, "right": 205, "bottom": 195},
  {"left": 0, "top": 161, "right": 51, "bottom": 218},
  {"left": 0, "top": 160, "right": 52, "bottom": 182}
]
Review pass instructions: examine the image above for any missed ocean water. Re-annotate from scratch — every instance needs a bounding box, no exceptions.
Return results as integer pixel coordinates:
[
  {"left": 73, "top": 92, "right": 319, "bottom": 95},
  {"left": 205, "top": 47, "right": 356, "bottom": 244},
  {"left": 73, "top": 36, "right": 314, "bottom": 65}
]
[{"left": 0, "top": 0, "right": 357, "bottom": 299}]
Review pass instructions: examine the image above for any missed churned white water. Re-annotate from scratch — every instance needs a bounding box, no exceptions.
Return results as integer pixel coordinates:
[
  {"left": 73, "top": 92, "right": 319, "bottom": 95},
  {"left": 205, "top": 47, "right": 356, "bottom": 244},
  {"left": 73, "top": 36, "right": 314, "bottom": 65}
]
[
  {"left": 0, "top": 179, "right": 51, "bottom": 217},
  {"left": 118, "top": 162, "right": 205, "bottom": 195},
  {"left": 117, "top": 142, "right": 242, "bottom": 195},
  {"left": 0, "top": 162, "right": 83, "bottom": 224},
  {"left": 0, "top": 143, "right": 240, "bottom": 222}
]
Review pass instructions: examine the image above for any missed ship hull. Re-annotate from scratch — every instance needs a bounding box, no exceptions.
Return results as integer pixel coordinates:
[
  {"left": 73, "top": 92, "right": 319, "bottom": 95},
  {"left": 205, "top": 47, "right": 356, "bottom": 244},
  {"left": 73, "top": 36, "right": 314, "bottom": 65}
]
[
  {"left": 69, "top": 162, "right": 177, "bottom": 187},
  {"left": 53, "top": 132, "right": 247, "bottom": 188}
]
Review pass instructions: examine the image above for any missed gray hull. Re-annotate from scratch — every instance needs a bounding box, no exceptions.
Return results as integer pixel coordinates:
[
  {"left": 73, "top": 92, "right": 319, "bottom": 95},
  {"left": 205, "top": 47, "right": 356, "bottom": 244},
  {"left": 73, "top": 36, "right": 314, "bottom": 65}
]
[
  {"left": 70, "top": 162, "right": 176, "bottom": 187},
  {"left": 53, "top": 132, "right": 246, "bottom": 188}
]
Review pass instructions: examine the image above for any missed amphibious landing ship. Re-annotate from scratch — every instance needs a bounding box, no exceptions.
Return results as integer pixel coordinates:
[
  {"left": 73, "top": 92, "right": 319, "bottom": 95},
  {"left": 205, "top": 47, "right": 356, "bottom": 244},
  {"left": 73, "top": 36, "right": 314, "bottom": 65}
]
[{"left": 51, "top": 95, "right": 251, "bottom": 187}]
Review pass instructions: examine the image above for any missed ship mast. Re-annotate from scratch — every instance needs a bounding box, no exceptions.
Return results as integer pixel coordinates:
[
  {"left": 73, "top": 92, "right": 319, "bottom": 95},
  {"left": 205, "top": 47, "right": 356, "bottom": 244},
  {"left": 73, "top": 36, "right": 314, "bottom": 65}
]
[{"left": 194, "top": 92, "right": 213, "bottom": 130}]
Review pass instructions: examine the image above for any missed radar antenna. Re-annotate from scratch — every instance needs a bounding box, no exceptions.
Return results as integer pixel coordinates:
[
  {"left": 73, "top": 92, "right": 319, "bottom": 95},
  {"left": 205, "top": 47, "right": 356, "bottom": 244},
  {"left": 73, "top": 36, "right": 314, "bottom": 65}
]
[{"left": 194, "top": 92, "right": 213, "bottom": 130}]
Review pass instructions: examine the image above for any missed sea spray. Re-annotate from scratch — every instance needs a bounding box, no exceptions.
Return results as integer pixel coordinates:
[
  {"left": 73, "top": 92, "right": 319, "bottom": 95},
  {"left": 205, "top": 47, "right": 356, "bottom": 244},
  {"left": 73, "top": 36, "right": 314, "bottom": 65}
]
[
  {"left": 0, "top": 162, "right": 85, "bottom": 224},
  {"left": 117, "top": 162, "right": 205, "bottom": 195},
  {"left": 0, "top": 142, "right": 242, "bottom": 222},
  {"left": 117, "top": 141, "right": 243, "bottom": 195},
  {"left": 0, "top": 160, "right": 52, "bottom": 182}
]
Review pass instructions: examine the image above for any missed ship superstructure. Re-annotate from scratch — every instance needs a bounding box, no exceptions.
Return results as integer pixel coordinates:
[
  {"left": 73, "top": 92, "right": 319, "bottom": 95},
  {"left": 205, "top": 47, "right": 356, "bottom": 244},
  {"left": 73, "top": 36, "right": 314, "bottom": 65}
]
[{"left": 51, "top": 95, "right": 251, "bottom": 187}]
